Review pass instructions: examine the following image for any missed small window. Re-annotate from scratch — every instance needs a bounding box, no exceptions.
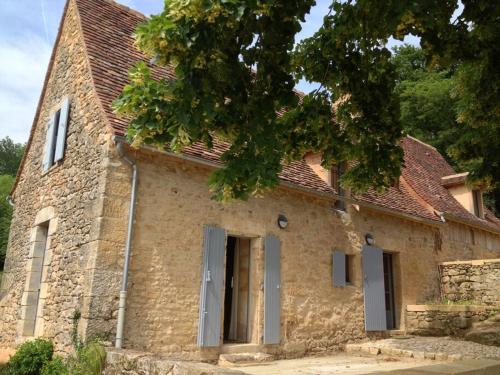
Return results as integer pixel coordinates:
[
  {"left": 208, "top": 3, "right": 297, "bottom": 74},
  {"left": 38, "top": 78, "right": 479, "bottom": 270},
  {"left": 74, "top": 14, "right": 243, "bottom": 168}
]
[
  {"left": 472, "top": 190, "right": 483, "bottom": 218},
  {"left": 333, "top": 250, "right": 353, "bottom": 287},
  {"left": 42, "top": 97, "right": 70, "bottom": 171},
  {"left": 345, "top": 254, "right": 351, "bottom": 284},
  {"left": 332, "top": 163, "right": 346, "bottom": 211}
]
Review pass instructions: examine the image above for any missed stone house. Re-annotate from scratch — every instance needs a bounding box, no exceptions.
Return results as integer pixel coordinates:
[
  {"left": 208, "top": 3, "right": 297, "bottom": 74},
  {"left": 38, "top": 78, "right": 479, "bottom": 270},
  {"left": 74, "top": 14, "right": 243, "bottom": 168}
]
[{"left": 1, "top": 0, "right": 499, "bottom": 361}]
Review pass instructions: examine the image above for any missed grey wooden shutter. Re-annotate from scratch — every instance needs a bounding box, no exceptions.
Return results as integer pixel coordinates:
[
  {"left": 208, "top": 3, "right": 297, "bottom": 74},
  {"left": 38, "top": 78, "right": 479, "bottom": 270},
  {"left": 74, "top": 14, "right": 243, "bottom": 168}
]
[
  {"left": 264, "top": 235, "right": 281, "bottom": 344},
  {"left": 42, "top": 113, "right": 57, "bottom": 171},
  {"left": 197, "top": 225, "right": 226, "bottom": 347},
  {"left": 362, "top": 245, "right": 387, "bottom": 331},
  {"left": 333, "top": 250, "right": 346, "bottom": 287},
  {"left": 54, "top": 97, "right": 70, "bottom": 162}
]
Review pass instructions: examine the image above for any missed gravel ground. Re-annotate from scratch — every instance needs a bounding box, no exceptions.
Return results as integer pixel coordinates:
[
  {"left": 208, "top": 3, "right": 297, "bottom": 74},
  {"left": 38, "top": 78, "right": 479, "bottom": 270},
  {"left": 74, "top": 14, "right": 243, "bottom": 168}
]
[{"left": 365, "top": 336, "right": 500, "bottom": 360}]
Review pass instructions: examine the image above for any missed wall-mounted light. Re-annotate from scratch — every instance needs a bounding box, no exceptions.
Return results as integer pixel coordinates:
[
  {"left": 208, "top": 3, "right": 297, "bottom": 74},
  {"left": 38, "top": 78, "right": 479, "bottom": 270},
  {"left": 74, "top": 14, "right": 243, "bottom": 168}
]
[
  {"left": 365, "top": 233, "right": 375, "bottom": 246},
  {"left": 277, "top": 214, "right": 288, "bottom": 229}
]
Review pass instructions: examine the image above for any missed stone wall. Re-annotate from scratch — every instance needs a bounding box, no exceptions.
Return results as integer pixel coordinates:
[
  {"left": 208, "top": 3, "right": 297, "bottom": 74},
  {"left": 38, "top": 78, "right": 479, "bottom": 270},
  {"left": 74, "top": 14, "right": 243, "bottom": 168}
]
[
  {"left": 440, "top": 259, "right": 500, "bottom": 305},
  {"left": 104, "top": 349, "right": 243, "bottom": 375},
  {"left": 0, "top": 0, "right": 499, "bottom": 361},
  {"left": 97, "top": 144, "right": 500, "bottom": 361},
  {"left": 406, "top": 305, "right": 500, "bottom": 336},
  {"left": 440, "top": 222, "right": 500, "bottom": 262},
  {"left": 0, "top": 0, "right": 112, "bottom": 351}
]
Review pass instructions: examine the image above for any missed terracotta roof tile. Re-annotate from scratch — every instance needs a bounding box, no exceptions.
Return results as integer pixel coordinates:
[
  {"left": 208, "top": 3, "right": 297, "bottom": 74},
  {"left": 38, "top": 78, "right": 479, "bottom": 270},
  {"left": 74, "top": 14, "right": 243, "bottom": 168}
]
[
  {"left": 75, "top": 0, "right": 332, "bottom": 193},
  {"left": 401, "top": 137, "right": 500, "bottom": 230},
  {"left": 73, "top": 0, "right": 499, "bottom": 230}
]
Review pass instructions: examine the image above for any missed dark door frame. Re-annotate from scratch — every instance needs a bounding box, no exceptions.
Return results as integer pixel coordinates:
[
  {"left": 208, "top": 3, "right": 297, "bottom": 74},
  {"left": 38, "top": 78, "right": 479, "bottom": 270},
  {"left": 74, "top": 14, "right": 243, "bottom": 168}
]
[{"left": 383, "top": 252, "right": 397, "bottom": 330}]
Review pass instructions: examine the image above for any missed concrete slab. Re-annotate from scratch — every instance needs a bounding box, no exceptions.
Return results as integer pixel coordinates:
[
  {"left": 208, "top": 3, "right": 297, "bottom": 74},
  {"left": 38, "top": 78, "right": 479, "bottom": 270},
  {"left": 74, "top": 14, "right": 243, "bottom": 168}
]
[
  {"left": 384, "top": 359, "right": 500, "bottom": 375},
  {"left": 233, "top": 352, "right": 442, "bottom": 374}
]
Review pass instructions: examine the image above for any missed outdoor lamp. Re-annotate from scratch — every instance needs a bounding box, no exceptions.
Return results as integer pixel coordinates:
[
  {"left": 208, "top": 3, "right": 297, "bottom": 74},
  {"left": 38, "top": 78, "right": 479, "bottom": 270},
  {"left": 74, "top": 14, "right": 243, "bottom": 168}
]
[
  {"left": 365, "top": 233, "right": 375, "bottom": 246},
  {"left": 277, "top": 214, "right": 288, "bottom": 229}
]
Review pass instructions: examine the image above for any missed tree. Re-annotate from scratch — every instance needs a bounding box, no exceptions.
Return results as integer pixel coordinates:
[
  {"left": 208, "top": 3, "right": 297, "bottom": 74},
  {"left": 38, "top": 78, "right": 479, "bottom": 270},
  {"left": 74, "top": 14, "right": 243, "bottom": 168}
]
[
  {"left": 0, "top": 137, "right": 25, "bottom": 176},
  {"left": 0, "top": 137, "right": 24, "bottom": 270},
  {"left": 0, "top": 175, "right": 14, "bottom": 270},
  {"left": 114, "top": 0, "right": 500, "bottom": 201},
  {"left": 391, "top": 45, "right": 499, "bottom": 214},
  {"left": 391, "top": 45, "right": 459, "bottom": 162}
]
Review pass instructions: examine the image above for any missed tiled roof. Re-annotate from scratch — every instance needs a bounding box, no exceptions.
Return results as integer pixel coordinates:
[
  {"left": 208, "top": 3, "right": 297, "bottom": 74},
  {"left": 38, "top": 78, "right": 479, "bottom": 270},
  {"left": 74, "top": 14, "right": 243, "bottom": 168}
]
[
  {"left": 401, "top": 137, "right": 500, "bottom": 231},
  {"left": 74, "top": 0, "right": 499, "bottom": 230},
  {"left": 76, "top": 0, "right": 332, "bottom": 194},
  {"left": 178, "top": 141, "right": 334, "bottom": 194}
]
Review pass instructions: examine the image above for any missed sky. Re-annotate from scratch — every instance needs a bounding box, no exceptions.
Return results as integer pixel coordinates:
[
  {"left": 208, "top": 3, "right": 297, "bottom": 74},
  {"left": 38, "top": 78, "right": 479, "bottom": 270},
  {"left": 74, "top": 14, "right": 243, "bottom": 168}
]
[{"left": 0, "top": 0, "right": 416, "bottom": 144}]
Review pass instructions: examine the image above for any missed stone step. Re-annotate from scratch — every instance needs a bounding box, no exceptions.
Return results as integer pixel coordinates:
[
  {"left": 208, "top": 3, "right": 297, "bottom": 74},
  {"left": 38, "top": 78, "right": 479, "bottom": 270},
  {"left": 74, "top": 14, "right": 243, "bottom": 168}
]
[
  {"left": 221, "top": 343, "right": 264, "bottom": 354},
  {"left": 345, "top": 343, "right": 455, "bottom": 361},
  {"left": 218, "top": 352, "right": 274, "bottom": 367}
]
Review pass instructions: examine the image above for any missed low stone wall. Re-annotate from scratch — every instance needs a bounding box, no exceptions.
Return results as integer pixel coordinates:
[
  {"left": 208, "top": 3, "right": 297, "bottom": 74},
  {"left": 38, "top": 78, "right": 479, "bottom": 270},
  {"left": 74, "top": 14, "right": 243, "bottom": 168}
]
[
  {"left": 406, "top": 305, "right": 500, "bottom": 336},
  {"left": 440, "top": 259, "right": 500, "bottom": 305},
  {"left": 104, "top": 349, "right": 243, "bottom": 375}
]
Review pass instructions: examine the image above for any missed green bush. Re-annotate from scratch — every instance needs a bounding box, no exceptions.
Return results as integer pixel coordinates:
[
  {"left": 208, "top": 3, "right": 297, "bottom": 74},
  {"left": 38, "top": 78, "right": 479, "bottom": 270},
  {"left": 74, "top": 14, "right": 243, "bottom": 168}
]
[
  {"left": 68, "top": 340, "right": 106, "bottom": 375},
  {"left": 7, "top": 339, "right": 53, "bottom": 375},
  {"left": 3, "top": 310, "right": 106, "bottom": 375},
  {"left": 0, "top": 363, "right": 10, "bottom": 375},
  {"left": 40, "top": 357, "right": 68, "bottom": 375}
]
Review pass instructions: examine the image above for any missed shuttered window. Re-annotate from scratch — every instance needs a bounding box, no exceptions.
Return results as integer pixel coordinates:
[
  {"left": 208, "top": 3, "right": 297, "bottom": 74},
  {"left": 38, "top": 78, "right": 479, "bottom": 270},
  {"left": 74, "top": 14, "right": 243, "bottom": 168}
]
[
  {"left": 43, "top": 97, "right": 71, "bottom": 171},
  {"left": 333, "top": 250, "right": 346, "bottom": 287}
]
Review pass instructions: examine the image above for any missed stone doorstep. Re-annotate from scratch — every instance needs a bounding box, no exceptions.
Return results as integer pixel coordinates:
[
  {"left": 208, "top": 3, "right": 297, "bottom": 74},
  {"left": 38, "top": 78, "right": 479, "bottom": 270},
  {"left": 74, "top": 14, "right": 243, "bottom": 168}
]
[
  {"left": 379, "top": 359, "right": 500, "bottom": 374},
  {"left": 218, "top": 353, "right": 274, "bottom": 367},
  {"left": 345, "top": 343, "right": 457, "bottom": 362},
  {"left": 221, "top": 343, "right": 264, "bottom": 354}
]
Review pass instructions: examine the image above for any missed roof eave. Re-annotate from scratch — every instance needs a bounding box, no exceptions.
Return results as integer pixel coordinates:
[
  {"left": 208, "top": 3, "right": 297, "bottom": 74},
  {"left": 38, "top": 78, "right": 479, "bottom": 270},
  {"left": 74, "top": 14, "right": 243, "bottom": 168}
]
[
  {"left": 442, "top": 212, "right": 500, "bottom": 235},
  {"left": 113, "top": 136, "right": 445, "bottom": 228}
]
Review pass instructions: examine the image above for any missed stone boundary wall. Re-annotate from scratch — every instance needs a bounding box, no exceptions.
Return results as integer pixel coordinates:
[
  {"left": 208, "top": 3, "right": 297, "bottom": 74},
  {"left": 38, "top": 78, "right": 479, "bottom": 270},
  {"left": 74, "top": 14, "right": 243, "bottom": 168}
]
[
  {"left": 406, "top": 305, "right": 499, "bottom": 336},
  {"left": 104, "top": 349, "right": 243, "bottom": 375},
  {"left": 439, "top": 259, "right": 500, "bottom": 305}
]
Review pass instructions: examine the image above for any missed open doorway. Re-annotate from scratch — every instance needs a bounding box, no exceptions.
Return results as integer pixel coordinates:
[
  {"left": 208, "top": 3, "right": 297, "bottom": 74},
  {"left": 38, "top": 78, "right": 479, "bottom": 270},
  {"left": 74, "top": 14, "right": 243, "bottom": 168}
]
[
  {"left": 223, "top": 236, "right": 251, "bottom": 343},
  {"left": 383, "top": 252, "right": 396, "bottom": 329}
]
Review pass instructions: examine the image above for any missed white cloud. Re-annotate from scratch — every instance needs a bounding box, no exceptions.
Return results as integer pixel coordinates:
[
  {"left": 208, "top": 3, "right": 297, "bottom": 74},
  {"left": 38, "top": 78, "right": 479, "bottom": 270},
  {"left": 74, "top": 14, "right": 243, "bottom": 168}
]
[{"left": 0, "top": 33, "right": 51, "bottom": 143}]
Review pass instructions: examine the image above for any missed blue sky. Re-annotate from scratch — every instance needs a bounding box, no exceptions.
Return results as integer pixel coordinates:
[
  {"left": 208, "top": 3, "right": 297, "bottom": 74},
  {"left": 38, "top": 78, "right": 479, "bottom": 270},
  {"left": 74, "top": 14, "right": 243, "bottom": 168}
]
[{"left": 0, "top": 0, "right": 415, "bottom": 143}]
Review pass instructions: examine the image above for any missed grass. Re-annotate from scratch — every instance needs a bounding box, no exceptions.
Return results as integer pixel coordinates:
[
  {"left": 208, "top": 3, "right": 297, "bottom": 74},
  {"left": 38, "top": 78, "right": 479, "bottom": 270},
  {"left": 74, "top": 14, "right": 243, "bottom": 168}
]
[{"left": 424, "top": 298, "right": 475, "bottom": 306}]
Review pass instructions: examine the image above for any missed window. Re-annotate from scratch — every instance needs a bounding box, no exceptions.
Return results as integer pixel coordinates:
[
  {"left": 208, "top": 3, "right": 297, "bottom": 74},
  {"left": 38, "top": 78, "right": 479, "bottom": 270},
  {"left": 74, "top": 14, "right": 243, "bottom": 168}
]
[
  {"left": 345, "top": 253, "right": 351, "bottom": 284},
  {"left": 472, "top": 190, "right": 483, "bottom": 218},
  {"left": 333, "top": 250, "right": 353, "bottom": 287},
  {"left": 332, "top": 162, "right": 346, "bottom": 211},
  {"left": 42, "top": 97, "right": 71, "bottom": 171}
]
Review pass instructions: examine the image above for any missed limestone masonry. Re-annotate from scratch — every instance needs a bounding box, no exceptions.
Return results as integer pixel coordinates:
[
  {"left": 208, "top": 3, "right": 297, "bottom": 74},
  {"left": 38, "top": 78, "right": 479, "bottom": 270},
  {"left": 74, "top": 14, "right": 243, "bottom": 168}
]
[
  {"left": 440, "top": 259, "right": 500, "bottom": 305},
  {"left": 1, "top": 0, "right": 499, "bottom": 363}
]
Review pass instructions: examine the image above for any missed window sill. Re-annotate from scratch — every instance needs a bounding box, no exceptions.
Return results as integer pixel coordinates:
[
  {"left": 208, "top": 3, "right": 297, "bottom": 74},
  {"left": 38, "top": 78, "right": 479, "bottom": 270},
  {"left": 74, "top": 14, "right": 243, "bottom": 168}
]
[
  {"left": 334, "top": 282, "right": 357, "bottom": 288},
  {"left": 41, "top": 161, "right": 63, "bottom": 177}
]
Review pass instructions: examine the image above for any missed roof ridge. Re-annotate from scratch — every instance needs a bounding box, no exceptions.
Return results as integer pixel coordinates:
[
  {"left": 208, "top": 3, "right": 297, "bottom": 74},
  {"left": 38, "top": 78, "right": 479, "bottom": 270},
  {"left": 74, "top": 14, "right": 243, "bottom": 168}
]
[
  {"left": 91, "top": 0, "right": 148, "bottom": 19},
  {"left": 406, "top": 135, "right": 437, "bottom": 151}
]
